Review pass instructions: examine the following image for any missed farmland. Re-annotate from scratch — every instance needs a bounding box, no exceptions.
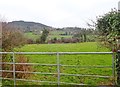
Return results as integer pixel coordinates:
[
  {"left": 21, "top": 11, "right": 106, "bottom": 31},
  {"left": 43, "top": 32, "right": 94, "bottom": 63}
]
[
  {"left": 24, "top": 32, "right": 40, "bottom": 40},
  {"left": 48, "top": 30, "right": 72, "bottom": 40},
  {"left": 16, "top": 42, "right": 109, "bottom": 52},
  {"left": 24, "top": 30, "right": 73, "bottom": 41},
  {"left": 1, "top": 3, "right": 119, "bottom": 86},
  {"left": 24, "top": 28, "right": 96, "bottom": 43},
  {"left": 6, "top": 42, "right": 114, "bottom": 85}
]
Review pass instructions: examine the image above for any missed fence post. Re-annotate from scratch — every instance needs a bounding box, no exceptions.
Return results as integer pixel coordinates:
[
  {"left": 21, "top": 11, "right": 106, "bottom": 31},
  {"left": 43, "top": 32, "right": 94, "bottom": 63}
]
[
  {"left": 13, "top": 52, "right": 16, "bottom": 87},
  {"left": 0, "top": 52, "right": 2, "bottom": 86},
  {"left": 57, "top": 52, "right": 60, "bottom": 87},
  {"left": 112, "top": 52, "right": 116, "bottom": 85},
  {"left": 116, "top": 50, "right": 120, "bottom": 85}
]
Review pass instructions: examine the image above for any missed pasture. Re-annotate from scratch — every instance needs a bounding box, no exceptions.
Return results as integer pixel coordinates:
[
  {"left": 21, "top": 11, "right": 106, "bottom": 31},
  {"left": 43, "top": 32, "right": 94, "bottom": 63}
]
[
  {"left": 24, "top": 30, "right": 73, "bottom": 41},
  {"left": 24, "top": 32, "right": 40, "bottom": 40},
  {"left": 48, "top": 30, "right": 72, "bottom": 40},
  {"left": 3, "top": 42, "right": 114, "bottom": 85}
]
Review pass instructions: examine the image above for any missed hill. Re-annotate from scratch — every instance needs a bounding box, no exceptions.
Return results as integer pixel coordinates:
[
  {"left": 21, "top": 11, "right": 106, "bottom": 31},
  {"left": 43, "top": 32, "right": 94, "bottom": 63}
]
[{"left": 8, "top": 21, "right": 53, "bottom": 32}]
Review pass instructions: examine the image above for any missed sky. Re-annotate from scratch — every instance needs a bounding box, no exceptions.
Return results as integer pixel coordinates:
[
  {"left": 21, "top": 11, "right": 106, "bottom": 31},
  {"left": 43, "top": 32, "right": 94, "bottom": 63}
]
[{"left": 0, "top": 0, "right": 120, "bottom": 28}]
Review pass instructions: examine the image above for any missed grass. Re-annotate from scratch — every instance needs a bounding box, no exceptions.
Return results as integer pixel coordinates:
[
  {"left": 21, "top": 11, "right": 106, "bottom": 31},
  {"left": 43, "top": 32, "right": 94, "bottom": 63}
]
[
  {"left": 4, "top": 42, "right": 114, "bottom": 86},
  {"left": 15, "top": 42, "right": 109, "bottom": 52},
  {"left": 24, "top": 31, "right": 73, "bottom": 41},
  {"left": 50, "top": 30, "right": 65, "bottom": 35},
  {"left": 48, "top": 35, "right": 72, "bottom": 40},
  {"left": 24, "top": 32, "right": 40, "bottom": 40},
  {"left": 48, "top": 30, "right": 72, "bottom": 40}
]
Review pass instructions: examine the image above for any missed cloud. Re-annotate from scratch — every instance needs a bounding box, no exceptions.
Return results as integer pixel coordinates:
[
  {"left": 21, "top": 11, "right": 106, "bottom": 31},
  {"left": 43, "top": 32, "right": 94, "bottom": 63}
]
[{"left": 0, "top": 0, "right": 119, "bottom": 28}]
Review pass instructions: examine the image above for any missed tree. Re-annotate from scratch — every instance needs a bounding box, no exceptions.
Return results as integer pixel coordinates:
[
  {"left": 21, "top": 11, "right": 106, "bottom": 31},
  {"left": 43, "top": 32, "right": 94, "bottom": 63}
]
[
  {"left": 40, "top": 29, "right": 49, "bottom": 43},
  {"left": 1, "top": 22, "right": 33, "bottom": 80},
  {"left": 95, "top": 9, "right": 120, "bottom": 48},
  {"left": 83, "top": 34, "right": 87, "bottom": 42},
  {"left": 2, "top": 22, "right": 26, "bottom": 51},
  {"left": 73, "top": 29, "right": 89, "bottom": 42}
]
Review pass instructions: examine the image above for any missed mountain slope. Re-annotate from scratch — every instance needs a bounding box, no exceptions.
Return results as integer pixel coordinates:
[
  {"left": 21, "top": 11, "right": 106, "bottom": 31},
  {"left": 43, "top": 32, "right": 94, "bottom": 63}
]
[{"left": 8, "top": 21, "right": 53, "bottom": 32}]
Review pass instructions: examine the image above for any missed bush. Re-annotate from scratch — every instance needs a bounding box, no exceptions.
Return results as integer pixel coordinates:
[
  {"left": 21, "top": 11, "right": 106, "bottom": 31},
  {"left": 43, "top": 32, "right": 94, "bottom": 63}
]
[
  {"left": 15, "top": 55, "right": 33, "bottom": 79},
  {"left": 2, "top": 55, "right": 33, "bottom": 79},
  {"left": 36, "top": 38, "right": 40, "bottom": 44},
  {"left": 2, "top": 22, "right": 32, "bottom": 80},
  {"left": 27, "top": 38, "right": 34, "bottom": 44},
  {"left": 2, "top": 22, "right": 26, "bottom": 51}
]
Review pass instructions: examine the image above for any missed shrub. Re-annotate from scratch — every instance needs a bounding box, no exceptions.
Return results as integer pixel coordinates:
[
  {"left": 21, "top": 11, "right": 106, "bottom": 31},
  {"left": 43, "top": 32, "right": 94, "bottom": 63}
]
[
  {"left": 27, "top": 38, "right": 34, "bottom": 44},
  {"left": 2, "top": 22, "right": 26, "bottom": 51},
  {"left": 2, "top": 55, "right": 33, "bottom": 79},
  {"left": 15, "top": 55, "right": 33, "bottom": 79}
]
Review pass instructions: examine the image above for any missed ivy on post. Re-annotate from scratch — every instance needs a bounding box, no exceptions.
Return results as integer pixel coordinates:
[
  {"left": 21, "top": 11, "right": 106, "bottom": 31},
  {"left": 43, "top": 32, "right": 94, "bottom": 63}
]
[
  {"left": 116, "top": 26, "right": 120, "bottom": 85},
  {"left": 116, "top": 1, "right": 120, "bottom": 85},
  {"left": 116, "top": 50, "right": 120, "bottom": 85}
]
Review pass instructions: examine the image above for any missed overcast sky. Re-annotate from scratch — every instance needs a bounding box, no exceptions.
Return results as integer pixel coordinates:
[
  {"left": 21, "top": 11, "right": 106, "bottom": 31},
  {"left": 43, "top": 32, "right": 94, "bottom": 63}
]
[{"left": 0, "top": 0, "right": 119, "bottom": 28}]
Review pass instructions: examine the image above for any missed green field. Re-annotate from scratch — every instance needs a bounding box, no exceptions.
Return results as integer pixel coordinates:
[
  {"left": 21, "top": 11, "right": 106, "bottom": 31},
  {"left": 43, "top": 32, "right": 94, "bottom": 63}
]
[
  {"left": 16, "top": 42, "right": 109, "bottom": 52},
  {"left": 24, "top": 31, "right": 73, "bottom": 41},
  {"left": 4, "top": 42, "right": 114, "bottom": 86},
  {"left": 48, "top": 30, "right": 72, "bottom": 40},
  {"left": 24, "top": 32, "right": 40, "bottom": 40}
]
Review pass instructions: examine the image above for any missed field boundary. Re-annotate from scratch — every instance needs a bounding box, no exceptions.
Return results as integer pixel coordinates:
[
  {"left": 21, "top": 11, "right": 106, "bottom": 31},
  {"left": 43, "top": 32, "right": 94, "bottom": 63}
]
[{"left": 0, "top": 52, "right": 116, "bottom": 86}]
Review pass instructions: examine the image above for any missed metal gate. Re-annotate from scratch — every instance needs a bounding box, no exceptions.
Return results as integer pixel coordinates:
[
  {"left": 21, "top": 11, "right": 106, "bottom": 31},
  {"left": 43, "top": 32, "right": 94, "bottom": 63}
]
[{"left": 0, "top": 52, "right": 116, "bottom": 86}]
